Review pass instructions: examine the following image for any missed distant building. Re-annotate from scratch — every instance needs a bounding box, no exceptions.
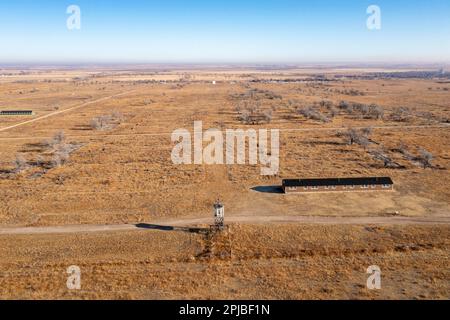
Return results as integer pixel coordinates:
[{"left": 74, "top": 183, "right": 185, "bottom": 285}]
[
  {"left": 282, "top": 177, "right": 394, "bottom": 194},
  {"left": 0, "top": 110, "right": 33, "bottom": 116}
]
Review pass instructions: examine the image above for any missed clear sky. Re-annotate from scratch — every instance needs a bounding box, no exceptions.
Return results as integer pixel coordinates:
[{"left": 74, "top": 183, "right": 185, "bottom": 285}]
[{"left": 0, "top": 0, "right": 449, "bottom": 64}]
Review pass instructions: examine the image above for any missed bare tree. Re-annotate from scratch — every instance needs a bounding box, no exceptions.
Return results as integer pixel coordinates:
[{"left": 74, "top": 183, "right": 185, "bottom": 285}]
[
  {"left": 418, "top": 148, "right": 433, "bottom": 169},
  {"left": 329, "top": 106, "right": 339, "bottom": 118},
  {"left": 51, "top": 150, "right": 70, "bottom": 168},
  {"left": 371, "top": 149, "right": 394, "bottom": 168},
  {"left": 53, "top": 131, "right": 66, "bottom": 145},
  {"left": 361, "top": 127, "right": 373, "bottom": 137},
  {"left": 357, "top": 136, "right": 370, "bottom": 149},
  {"left": 91, "top": 115, "right": 113, "bottom": 130},
  {"left": 263, "top": 109, "right": 273, "bottom": 123},
  {"left": 340, "top": 127, "right": 372, "bottom": 147},
  {"left": 51, "top": 154, "right": 63, "bottom": 168},
  {"left": 298, "top": 106, "right": 330, "bottom": 123},
  {"left": 368, "top": 104, "right": 384, "bottom": 120},
  {"left": 90, "top": 118, "right": 102, "bottom": 130},
  {"left": 112, "top": 111, "right": 124, "bottom": 123},
  {"left": 391, "top": 107, "right": 412, "bottom": 122},
  {"left": 238, "top": 110, "right": 250, "bottom": 124},
  {"left": 340, "top": 128, "right": 359, "bottom": 145},
  {"left": 13, "top": 154, "right": 28, "bottom": 173},
  {"left": 36, "top": 155, "right": 46, "bottom": 168}
]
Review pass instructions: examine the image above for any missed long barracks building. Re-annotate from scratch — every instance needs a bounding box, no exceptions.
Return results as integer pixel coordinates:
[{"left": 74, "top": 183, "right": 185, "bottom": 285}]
[{"left": 282, "top": 177, "right": 394, "bottom": 194}]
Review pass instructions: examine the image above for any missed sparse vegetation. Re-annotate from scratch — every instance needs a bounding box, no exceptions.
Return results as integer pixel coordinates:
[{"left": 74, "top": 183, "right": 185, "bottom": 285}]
[
  {"left": 391, "top": 107, "right": 412, "bottom": 122},
  {"left": 0, "top": 68, "right": 448, "bottom": 301},
  {"left": 236, "top": 102, "right": 274, "bottom": 125},
  {"left": 90, "top": 111, "right": 124, "bottom": 131},
  {"left": 417, "top": 148, "right": 433, "bottom": 169},
  {"left": 297, "top": 106, "right": 330, "bottom": 123},
  {"left": 338, "top": 127, "right": 373, "bottom": 147},
  {"left": 13, "top": 154, "right": 28, "bottom": 173}
]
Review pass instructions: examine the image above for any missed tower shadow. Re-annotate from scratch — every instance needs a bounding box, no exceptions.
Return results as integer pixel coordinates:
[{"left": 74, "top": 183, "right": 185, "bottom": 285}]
[{"left": 135, "top": 223, "right": 209, "bottom": 234}]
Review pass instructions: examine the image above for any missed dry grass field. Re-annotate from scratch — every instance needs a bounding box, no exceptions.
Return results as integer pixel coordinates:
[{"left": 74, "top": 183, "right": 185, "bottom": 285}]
[
  {"left": 0, "top": 224, "right": 448, "bottom": 299},
  {"left": 0, "top": 66, "right": 449, "bottom": 299}
]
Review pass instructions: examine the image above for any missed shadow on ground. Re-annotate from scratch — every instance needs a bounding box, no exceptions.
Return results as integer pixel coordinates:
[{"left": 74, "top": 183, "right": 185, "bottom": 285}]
[
  {"left": 251, "top": 186, "right": 284, "bottom": 194},
  {"left": 135, "top": 223, "right": 209, "bottom": 234}
]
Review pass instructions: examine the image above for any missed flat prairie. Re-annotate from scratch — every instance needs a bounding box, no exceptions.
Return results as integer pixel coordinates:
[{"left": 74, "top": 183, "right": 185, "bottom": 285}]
[{"left": 0, "top": 66, "right": 448, "bottom": 299}]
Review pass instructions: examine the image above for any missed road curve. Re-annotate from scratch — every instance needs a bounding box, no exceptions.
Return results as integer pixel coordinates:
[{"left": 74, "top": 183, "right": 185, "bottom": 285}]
[{"left": 0, "top": 215, "right": 448, "bottom": 236}]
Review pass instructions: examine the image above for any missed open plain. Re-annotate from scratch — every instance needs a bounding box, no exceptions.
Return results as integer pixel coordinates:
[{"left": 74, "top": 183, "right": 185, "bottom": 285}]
[{"left": 0, "top": 66, "right": 449, "bottom": 299}]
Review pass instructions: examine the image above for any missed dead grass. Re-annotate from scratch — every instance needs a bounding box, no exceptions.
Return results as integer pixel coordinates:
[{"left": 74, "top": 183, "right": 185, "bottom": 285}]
[
  {"left": 0, "top": 68, "right": 448, "bottom": 299},
  {"left": 0, "top": 223, "right": 447, "bottom": 299}
]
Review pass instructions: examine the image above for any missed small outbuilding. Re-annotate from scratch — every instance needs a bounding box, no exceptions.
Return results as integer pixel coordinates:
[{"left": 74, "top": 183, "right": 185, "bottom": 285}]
[{"left": 282, "top": 177, "right": 394, "bottom": 194}]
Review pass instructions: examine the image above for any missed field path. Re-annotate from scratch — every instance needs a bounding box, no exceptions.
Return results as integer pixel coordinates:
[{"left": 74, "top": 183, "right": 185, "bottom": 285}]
[
  {"left": 0, "top": 124, "right": 449, "bottom": 141},
  {"left": 0, "top": 89, "right": 138, "bottom": 133},
  {"left": 0, "top": 214, "right": 448, "bottom": 236}
]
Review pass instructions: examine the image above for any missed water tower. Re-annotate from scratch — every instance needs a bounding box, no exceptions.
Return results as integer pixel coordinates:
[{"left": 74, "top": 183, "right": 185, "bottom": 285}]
[{"left": 213, "top": 199, "right": 225, "bottom": 230}]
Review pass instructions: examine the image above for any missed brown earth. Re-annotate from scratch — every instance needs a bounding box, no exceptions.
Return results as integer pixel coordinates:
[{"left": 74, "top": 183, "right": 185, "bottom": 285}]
[
  {"left": 0, "top": 223, "right": 448, "bottom": 300},
  {"left": 0, "top": 66, "right": 448, "bottom": 299}
]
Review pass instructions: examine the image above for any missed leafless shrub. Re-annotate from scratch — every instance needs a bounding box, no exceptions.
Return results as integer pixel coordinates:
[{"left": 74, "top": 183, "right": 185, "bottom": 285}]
[
  {"left": 232, "top": 88, "right": 282, "bottom": 101},
  {"left": 90, "top": 115, "right": 114, "bottom": 131},
  {"left": 338, "top": 101, "right": 350, "bottom": 109},
  {"left": 361, "top": 127, "right": 373, "bottom": 137},
  {"left": 329, "top": 106, "right": 339, "bottom": 117},
  {"left": 339, "top": 127, "right": 372, "bottom": 146},
  {"left": 353, "top": 103, "right": 369, "bottom": 116},
  {"left": 338, "top": 100, "right": 354, "bottom": 114},
  {"left": 43, "top": 131, "right": 66, "bottom": 149},
  {"left": 111, "top": 111, "right": 124, "bottom": 123},
  {"left": 238, "top": 110, "right": 250, "bottom": 123},
  {"left": 391, "top": 107, "right": 412, "bottom": 122},
  {"left": 319, "top": 100, "right": 334, "bottom": 108},
  {"left": 338, "top": 128, "right": 359, "bottom": 145},
  {"left": 338, "top": 101, "right": 384, "bottom": 120},
  {"left": 418, "top": 148, "right": 433, "bottom": 169},
  {"left": 298, "top": 106, "right": 330, "bottom": 123},
  {"left": 13, "top": 154, "right": 28, "bottom": 173},
  {"left": 36, "top": 155, "right": 46, "bottom": 168},
  {"left": 395, "top": 142, "right": 415, "bottom": 161},
  {"left": 53, "top": 130, "right": 66, "bottom": 144},
  {"left": 51, "top": 154, "right": 63, "bottom": 168},
  {"left": 368, "top": 104, "right": 384, "bottom": 119},
  {"left": 263, "top": 109, "right": 273, "bottom": 123},
  {"left": 370, "top": 149, "right": 394, "bottom": 168},
  {"left": 416, "top": 111, "right": 435, "bottom": 122},
  {"left": 237, "top": 102, "right": 273, "bottom": 125}
]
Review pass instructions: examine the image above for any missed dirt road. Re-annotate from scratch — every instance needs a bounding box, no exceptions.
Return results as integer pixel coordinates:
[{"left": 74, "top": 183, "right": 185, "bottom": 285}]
[
  {"left": 0, "top": 89, "right": 138, "bottom": 133},
  {"left": 0, "top": 214, "right": 448, "bottom": 236},
  {"left": 0, "top": 124, "right": 449, "bottom": 141}
]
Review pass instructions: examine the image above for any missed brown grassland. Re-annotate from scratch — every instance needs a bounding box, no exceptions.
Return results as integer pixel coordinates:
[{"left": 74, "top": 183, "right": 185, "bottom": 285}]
[{"left": 0, "top": 66, "right": 448, "bottom": 299}]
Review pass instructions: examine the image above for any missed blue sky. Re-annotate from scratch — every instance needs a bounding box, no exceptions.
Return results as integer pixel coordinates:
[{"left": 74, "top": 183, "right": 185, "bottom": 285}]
[{"left": 0, "top": 0, "right": 449, "bottom": 64}]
